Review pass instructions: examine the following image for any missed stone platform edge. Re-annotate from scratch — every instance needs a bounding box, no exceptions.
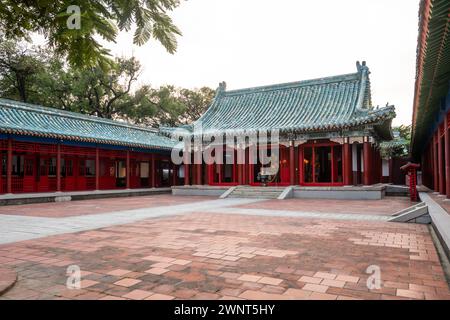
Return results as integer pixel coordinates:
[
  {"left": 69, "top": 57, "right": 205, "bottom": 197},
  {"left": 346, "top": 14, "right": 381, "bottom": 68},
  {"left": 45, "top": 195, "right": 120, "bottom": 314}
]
[
  {"left": 172, "top": 185, "right": 388, "bottom": 200},
  {"left": 0, "top": 188, "right": 171, "bottom": 206}
]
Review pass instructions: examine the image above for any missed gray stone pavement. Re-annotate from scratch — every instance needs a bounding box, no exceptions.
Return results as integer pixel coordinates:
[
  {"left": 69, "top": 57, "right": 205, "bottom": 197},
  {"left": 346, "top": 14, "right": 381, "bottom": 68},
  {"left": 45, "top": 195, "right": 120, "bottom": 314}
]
[
  {"left": 207, "top": 206, "right": 392, "bottom": 221},
  {"left": 0, "top": 198, "right": 261, "bottom": 245}
]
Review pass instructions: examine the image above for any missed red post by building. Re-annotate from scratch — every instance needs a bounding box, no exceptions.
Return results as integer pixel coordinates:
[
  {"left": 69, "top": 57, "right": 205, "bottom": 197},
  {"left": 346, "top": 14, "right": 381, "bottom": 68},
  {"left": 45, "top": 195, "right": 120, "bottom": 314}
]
[
  {"left": 343, "top": 140, "right": 352, "bottom": 185},
  {"left": 433, "top": 133, "right": 438, "bottom": 191},
  {"left": 184, "top": 150, "right": 190, "bottom": 186},
  {"left": 126, "top": 150, "right": 130, "bottom": 189},
  {"left": 438, "top": 126, "right": 444, "bottom": 194},
  {"left": 289, "top": 141, "right": 295, "bottom": 185},
  {"left": 363, "top": 138, "right": 371, "bottom": 185},
  {"left": 151, "top": 154, "right": 156, "bottom": 188},
  {"left": 95, "top": 147, "right": 100, "bottom": 190},
  {"left": 401, "top": 162, "right": 420, "bottom": 202},
  {"left": 6, "top": 138, "right": 12, "bottom": 193},
  {"left": 56, "top": 144, "right": 61, "bottom": 191},
  {"left": 445, "top": 115, "right": 450, "bottom": 198}
]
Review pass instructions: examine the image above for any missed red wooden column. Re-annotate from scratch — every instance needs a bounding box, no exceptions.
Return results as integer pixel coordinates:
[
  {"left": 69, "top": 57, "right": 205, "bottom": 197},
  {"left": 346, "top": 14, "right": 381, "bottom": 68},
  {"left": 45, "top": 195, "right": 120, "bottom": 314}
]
[
  {"left": 126, "top": 150, "right": 130, "bottom": 189},
  {"left": 343, "top": 139, "right": 352, "bottom": 185},
  {"left": 433, "top": 133, "right": 438, "bottom": 191},
  {"left": 184, "top": 150, "right": 190, "bottom": 186},
  {"left": 289, "top": 141, "right": 295, "bottom": 185},
  {"left": 363, "top": 138, "right": 371, "bottom": 185},
  {"left": 445, "top": 116, "right": 450, "bottom": 198},
  {"left": 438, "top": 128, "right": 444, "bottom": 194},
  {"left": 95, "top": 147, "right": 100, "bottom": 190},
  {"left": 298, "top": 146, "right": 304, "bottom": 185},
  {"left": 151, "top": 154, "right": 156, "bottom": 187},
  {"left": 172, "top": 164, "right": 177, "bottom": 186},
  {"left": 195, "top": 147, "right": 202, "bottom": 185},
  {"left": 6, "top": 138, "right": 12, "bottom": 193},
  {"left": 56, "top": 144, "right": 61, "bottom": 192},
  {"left": 237, "top": 145, "right": 244, "bottom": 185},
  {"left": 0, "top": 147, "right": 2, "bottom": 193}
]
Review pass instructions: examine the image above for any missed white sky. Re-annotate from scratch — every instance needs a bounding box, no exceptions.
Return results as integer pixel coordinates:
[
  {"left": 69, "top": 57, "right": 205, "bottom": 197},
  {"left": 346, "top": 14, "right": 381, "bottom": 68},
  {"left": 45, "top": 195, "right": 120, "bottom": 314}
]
[{"left": 40, "top": 0, "right": 421, "bottom": 126}]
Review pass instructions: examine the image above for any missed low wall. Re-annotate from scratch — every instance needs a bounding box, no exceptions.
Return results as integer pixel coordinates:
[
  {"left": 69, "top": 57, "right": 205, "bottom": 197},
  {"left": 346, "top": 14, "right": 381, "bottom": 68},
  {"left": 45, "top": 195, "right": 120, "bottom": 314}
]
[
  {"left": 0, "top": 188, "right": 171, "bottom": 206},
  {"left": 292, "top": 185, "right": 386, "bottom": 200}
]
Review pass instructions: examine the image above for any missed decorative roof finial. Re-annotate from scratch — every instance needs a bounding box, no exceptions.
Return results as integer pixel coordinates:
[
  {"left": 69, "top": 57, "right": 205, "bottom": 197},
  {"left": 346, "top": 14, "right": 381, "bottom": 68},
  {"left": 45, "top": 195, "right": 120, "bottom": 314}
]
[{"left": 218, "top": 81, "right": 227, "bottom": 92}]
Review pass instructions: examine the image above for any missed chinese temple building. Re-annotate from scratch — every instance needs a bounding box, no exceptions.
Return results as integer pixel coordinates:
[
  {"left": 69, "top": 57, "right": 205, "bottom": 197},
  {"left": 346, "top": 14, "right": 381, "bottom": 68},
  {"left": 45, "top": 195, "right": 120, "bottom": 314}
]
[
  {"left": 411, "top": 0, "right": 450, "bottom": 196},
  {"left": 0, "top": 61, "right": 397, "bottom": 195},
  {"left": 0, "top": 99, "right": 179, "bottom": 194},
  {"left": 182, "top": 61, "right": 396, "bottom": 187}
]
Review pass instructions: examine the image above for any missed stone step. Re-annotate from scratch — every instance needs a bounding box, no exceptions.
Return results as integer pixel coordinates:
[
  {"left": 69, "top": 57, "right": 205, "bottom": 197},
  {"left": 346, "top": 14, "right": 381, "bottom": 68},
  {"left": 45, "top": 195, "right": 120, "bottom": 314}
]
[{"left": 228, "top": 186, "right": 284, "bottom": 199}]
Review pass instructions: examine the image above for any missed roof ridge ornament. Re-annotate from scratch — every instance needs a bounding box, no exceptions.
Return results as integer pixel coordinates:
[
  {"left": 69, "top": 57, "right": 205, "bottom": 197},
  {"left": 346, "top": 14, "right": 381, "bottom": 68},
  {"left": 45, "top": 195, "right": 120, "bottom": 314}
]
[
  {"left": 355, "top": 60, "right": 371, "bottom": 112},
  {"left": 218, "top": 81, "right": 227, "bottom": 94}
]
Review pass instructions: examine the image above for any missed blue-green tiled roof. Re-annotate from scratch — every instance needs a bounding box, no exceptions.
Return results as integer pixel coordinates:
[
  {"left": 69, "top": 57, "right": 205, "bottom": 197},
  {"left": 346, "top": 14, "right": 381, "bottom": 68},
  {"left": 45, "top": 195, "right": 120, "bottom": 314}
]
[
  {"left": 0, "top": 98, "right": 177, "bottom": 150},
  {"left": 195, "top": 62, "right": 395, "bottom": 138}
]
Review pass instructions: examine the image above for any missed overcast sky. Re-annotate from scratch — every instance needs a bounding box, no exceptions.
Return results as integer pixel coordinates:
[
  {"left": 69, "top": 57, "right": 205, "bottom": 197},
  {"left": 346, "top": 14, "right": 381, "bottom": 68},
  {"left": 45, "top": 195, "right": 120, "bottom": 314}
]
[{"left": 102, "top": 0, "right": 419, "bottom": 126}]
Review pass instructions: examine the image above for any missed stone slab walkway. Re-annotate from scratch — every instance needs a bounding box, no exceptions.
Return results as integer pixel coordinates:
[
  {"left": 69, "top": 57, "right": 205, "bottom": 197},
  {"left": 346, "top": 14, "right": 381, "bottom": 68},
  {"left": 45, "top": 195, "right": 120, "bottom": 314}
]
[{"left": 0, "top": 198, "right": 261, "bottom": 244}]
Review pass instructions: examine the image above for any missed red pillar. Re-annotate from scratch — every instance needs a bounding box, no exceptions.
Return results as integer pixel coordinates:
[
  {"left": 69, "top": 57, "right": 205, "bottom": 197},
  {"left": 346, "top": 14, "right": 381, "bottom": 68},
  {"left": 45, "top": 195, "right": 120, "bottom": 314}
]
[
  {"left": 151, "top": 154, "right": 156, "bottom": 188},
  {"left": 238, "top": 146, "right": 244, "bottom": 185},
  {"left": 56, "top": 144, "right": 61, "bottom": 191},
  {"left": 343, "top": 141, "right": 352, "bottom": 185},
  {"left": 433, "top": 133, "right": 438, "bottom": 191},
  {"left": 184, "top": 151, "right": 190, "bottom": 186},
  {"left": 172, "top": 164, "right": 177, "bottom": 186},
  {"left": 6, "top": 138, "right": 12, "bottom": 193},
  {"left": 363, "top": 139, "right": 371, "bottom": 185},
  {"left": 438, "top": 129, "right": 444, "bottom": 194},
  {"left": 196, "top": 163, "right": 202, "bottom": 185},
  {"left": 289, "top": 141, "right": 295, "bottom": 185},
  {"left": 95, "top": 147, "right": 100, "bottom": 190},
  {"left": 299, "top": 146, "right": 304, "bottom": 185},
  {"left": 445, "top": 118, "right": 450, "bottom": 198},
  {"left": 126, "top": 150, "right": 130, "bottom": 189}
]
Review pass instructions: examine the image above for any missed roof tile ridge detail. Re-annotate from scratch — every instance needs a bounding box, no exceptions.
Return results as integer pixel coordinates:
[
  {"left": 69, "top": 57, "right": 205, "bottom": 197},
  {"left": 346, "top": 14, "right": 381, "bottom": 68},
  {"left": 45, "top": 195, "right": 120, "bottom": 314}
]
[
  {"left": 0, "top": 98, "right": 159, "bottom": 134},
  {"left": 222, "top": 72, "right": 360, "bottom": 96}
]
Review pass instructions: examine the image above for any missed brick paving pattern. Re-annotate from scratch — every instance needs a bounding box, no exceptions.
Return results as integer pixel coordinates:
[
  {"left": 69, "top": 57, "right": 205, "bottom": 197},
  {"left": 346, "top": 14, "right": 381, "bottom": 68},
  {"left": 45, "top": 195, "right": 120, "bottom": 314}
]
[{"left": 0, "top": 195, "right": 448, "bottom": 300}]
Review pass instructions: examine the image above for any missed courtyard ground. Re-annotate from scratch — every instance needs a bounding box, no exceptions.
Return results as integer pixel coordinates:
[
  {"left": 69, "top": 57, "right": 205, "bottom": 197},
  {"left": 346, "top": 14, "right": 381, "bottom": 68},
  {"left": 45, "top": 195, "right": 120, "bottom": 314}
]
[{"left": 0, "top": 195, "right": 449, "bottom": 300}]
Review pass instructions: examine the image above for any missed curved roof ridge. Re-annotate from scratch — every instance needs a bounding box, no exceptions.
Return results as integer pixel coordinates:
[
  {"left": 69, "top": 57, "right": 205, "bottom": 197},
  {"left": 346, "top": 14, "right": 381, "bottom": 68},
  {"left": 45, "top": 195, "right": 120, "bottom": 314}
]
[
  {"left": 223, "top": 72, "right": 360, "bottom": 96},
  {"left": 0, "top": 98, "right": 159, "bottom": 134}
]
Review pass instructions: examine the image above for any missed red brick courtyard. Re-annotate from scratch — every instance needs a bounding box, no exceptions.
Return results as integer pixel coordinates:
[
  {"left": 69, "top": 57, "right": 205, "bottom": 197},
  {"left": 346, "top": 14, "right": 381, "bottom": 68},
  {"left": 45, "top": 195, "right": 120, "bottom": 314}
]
[{"left": 0, "top": 195, "right": 449, "bottom": 300}]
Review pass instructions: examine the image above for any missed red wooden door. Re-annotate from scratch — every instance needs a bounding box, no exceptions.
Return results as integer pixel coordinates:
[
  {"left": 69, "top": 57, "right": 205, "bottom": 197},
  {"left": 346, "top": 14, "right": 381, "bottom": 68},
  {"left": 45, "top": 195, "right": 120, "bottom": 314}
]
[
  {"left": 279, "top": 147, "right": 290, "bottom": 185},
  {"left": 23, "top": 155, "right": 35, "bottom": 193},
  {"left": 63, "top": 158, "right": 77, "bottom": 191},
  {"left": 38, "top": 157, "right": 49, "bottom": 192},
  {"left": 77, "top": 158, "right": 87, "bottom": 191}
]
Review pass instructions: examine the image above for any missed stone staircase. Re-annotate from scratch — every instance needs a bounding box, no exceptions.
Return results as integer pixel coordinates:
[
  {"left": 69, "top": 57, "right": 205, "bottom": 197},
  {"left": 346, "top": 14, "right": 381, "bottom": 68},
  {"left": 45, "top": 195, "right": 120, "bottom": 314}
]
[{"left": 226, "top": 186, "right": 286, "bottom": 199}]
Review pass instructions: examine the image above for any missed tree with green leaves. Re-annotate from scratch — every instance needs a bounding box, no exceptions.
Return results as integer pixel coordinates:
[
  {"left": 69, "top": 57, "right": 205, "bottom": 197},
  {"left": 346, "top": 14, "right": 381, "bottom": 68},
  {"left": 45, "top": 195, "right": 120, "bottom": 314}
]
[
  {"left": 122, "top": 86, "right": 215, "bottom": 126},
  {"left": 0, "top": 40, "right": 215, "bottom": 125},
  {"left": 0, "top": 0, "right": 182, "bottom": 67},
  {"left": 0, "top": 40, "right": 48, "bottom": 102}
]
